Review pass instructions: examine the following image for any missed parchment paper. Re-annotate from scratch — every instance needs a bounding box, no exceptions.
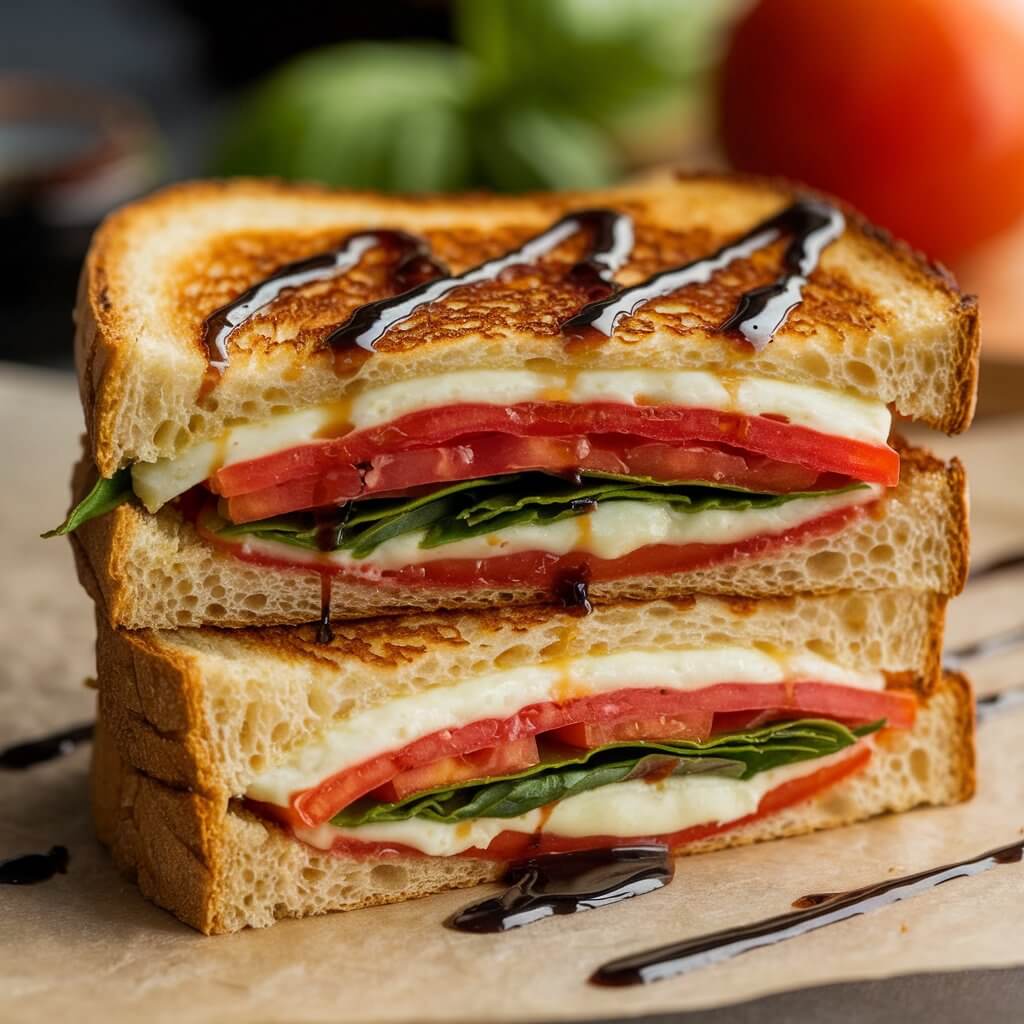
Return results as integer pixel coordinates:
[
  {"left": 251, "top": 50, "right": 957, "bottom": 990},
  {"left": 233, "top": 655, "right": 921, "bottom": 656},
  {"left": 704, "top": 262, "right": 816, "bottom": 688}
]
[{"left": 1, "top": 364, "right": 1022, "bottom": 1024}]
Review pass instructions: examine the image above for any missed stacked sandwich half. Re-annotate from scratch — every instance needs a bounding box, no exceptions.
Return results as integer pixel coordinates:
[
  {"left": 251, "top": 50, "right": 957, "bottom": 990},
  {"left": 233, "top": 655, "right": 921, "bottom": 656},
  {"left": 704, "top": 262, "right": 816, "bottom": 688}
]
[{"left": 57, "top": 175, "right": 978, "bottom": 933}]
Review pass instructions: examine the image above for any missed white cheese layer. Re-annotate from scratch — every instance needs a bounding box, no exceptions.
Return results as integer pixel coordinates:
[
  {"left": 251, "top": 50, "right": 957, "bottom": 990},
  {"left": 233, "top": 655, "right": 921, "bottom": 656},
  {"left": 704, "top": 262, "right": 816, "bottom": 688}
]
[
  {"left": 292, "top": 745, "right": 866, "bottom": 857},
  {"left": 132, "top": 370, "right": 891, "bottom": 511},
  {"left": 231, "top": 486, "right": 880, "bottom": 573},
  {"left": 245, "top": 647, "right": 882, "bottom": 808}
]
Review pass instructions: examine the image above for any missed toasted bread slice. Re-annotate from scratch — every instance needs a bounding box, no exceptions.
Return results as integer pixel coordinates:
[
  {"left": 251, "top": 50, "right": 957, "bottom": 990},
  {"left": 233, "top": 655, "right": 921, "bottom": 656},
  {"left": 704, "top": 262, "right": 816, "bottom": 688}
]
[
  {"left": 91, "top": 672, "right": 975, "bottom": 934},
  {"left": 92, "top": 591, "right": 945, "bottom": 802},
  {"left": 78, "top": 174, "right": 978, "bottom": 477},
  {"left": 71, "top": 443, "right": 967, "bottom": 629}
]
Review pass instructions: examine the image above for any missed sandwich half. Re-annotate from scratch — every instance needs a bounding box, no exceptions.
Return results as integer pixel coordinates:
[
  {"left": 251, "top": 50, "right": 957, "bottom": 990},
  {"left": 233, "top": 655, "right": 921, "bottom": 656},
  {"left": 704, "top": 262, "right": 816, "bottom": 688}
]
[
  {"left": 91, "top": 594, "right": 973, "bottom": 933},
  {"left": 57, "top": 174, "right": 976, "bottom": 626}
]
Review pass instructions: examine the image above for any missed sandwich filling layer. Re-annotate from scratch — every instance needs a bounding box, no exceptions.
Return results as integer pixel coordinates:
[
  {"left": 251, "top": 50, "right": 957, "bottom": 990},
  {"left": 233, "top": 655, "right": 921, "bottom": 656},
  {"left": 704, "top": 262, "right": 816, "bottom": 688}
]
[
  {"left": 292, "top": 744, "right": 869, "bottom": 858},
  {"left": 206, "top": 485, "right": 880, "bottom": 578},
  {"left": 57, "top": 369, "right": 899, "bottom": 594},
  {"left": 132, "top": 370, "right": 892, "bottom": 511},
  {"left": 242, "top": 645, "right": 916, "bottom": 859}
]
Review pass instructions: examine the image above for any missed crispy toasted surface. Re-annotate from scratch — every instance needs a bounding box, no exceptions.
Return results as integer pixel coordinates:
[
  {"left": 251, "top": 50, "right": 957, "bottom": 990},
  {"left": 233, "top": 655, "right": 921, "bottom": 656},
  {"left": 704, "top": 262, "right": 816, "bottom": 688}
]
[
  {"left": 70, "top": 440, "right": 969, "bottom": 629},
  {"left": 77, "top": 174, "right": 979, "bottom": 475},
  {"left": 93, "top": 588, "right": 946, "bottom": 802},
  {"left": 92, "top": 672, "right": 975, "bottom": 934}
]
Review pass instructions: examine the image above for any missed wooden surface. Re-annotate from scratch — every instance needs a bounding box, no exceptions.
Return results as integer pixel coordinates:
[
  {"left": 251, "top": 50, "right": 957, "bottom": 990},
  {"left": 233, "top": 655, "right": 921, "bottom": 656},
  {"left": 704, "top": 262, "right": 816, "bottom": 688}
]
[{"left": 1, "top": 363, "right": 1023, "bottom": 1024}]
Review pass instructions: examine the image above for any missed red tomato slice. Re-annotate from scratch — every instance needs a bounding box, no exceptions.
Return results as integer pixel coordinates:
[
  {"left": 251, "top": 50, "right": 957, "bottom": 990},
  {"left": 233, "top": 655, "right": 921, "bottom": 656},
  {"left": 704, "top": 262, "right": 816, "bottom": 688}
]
[
  {"left": 371, "top": 738, "right": 540, "bottom": 803},
  {"left": 291, "top": 743, "right": 872, "bottom": 861},
  {"left": 212, "top": 402, "right": 898, "bottom": 507},
  {"left": 289, "top": 682, "right": 914, "bottom": 826},
  {"left": 354, "top": 404, "right": 899, "bottom": 483},
  {"left": 221, "top": 434, "right": 834, "bottom": 523},
  {"left": 551, "top": 712, "right": 713, "bottom": 749}
]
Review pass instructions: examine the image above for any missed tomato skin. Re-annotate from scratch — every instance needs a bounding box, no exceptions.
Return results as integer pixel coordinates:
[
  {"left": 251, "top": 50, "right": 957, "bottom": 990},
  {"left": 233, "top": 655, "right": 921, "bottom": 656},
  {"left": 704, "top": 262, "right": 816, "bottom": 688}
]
[
  {"left": 371, "top": 738, "right": 540, "bottom": 803},
  {"left": 551, "top": 712, "right": 713, "bottom": 749},
  {"left": 717, "top": 0, "right": 1024, "bottom": 262},
  {"left": 212, "top": 402, "right": 898, "bottom": 513},
  {"left": 222, "top": 434, "right": 834, "bottom": 523},
  {"left": 285, "top": 743, "right": 873, "bottom": 861},
  {"left": 289, "top": 682, "right": 914, "bottom": 826}
]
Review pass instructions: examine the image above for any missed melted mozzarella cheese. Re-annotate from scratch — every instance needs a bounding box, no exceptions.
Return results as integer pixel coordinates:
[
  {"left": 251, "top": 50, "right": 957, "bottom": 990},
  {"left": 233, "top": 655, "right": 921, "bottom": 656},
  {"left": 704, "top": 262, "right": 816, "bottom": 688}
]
[
  {"left": 292, "top": 745, "right": 866, "bottom": 856},
  {"left": 131, "top": 370, "right": 891, "bottom": 511},
  {"left": 245, "top": 647, "right": 881, "bottom": 808},
  {"left": 231, "top": 486, "right": 880, "bottom": 573}
]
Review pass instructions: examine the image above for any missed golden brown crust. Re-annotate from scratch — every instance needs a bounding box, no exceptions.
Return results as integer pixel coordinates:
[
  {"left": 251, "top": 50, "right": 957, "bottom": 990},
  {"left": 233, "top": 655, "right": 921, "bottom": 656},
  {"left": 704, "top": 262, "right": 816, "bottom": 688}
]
[
  {"left": 78, "top": 175, "right": 980, "bottom": 475},
  {"left": 943, "top": 670, "right": 978, "bottom": 803}
]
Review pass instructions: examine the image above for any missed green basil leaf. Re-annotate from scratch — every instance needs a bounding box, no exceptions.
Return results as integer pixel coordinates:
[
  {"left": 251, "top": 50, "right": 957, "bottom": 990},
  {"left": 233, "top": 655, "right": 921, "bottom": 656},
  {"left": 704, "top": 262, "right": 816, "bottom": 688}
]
[
  {"left": 217, "top": 473, "right": 864, "bottom": 558},
  {"left": 344, "top": 494, "right": 466, "bottom": 559},
  {"left": 216, "top": 514, "right": 311, "bottom": 540},
  {"left": 341, "top": 477, "right": 506, "bottom": 529},
  {"left": 42, "top": 468, "right": 134, "bottom": 538},
  {"left": 332, "top": 718, "right": 876, "bottom": 828}
]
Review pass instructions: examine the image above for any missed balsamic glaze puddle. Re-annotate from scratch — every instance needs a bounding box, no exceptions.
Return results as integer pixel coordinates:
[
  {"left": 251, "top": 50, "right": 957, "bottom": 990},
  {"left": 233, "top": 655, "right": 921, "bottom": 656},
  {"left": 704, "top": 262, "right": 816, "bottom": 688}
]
[
  {"left": 0, "top": 723, "right": 94, "bottom": 769},
  {"left": 590, "top": 839, "right": 1023, "bottom": 987},
  {"left": 0, "top": 845, "right": 69, "bottom": 885},
  {"left": 447, "top": 845, "right": 673, "bottom": 933}
]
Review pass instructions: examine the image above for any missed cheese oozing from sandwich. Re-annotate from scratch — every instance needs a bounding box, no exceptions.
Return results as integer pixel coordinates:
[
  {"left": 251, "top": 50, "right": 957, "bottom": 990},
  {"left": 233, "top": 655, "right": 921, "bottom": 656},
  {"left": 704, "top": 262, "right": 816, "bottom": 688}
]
[
  {"left": 132, "top": 370, "right": 892, "bottom": 511},
  {"left": 292, "top": 744, "right": 868, "bottom": 856},
  {"left": 226, "top": 485, "right": 880, "bottom": 572},
  {"left": 245, "top": 646, "right": 883, "bottom": 809}
]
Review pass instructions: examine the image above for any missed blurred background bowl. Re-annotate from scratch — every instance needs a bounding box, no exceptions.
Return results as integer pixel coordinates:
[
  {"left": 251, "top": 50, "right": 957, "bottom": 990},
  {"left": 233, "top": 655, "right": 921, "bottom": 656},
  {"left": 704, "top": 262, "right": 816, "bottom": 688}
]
[{"left": 5, "top": 0, "right": 1024, "bottom": 404}]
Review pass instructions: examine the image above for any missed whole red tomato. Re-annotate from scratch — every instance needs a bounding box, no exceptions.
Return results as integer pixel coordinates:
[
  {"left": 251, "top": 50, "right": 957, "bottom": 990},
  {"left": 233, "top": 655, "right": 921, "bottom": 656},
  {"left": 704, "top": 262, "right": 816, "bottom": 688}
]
[{"left": 716, "top": 0, "right": 1024, "bottom": 263}]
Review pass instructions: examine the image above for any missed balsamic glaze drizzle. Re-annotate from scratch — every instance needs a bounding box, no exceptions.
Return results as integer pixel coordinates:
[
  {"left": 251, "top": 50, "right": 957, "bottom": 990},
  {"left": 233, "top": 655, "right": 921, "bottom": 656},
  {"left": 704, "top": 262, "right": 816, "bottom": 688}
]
[
  {"left": 590, "top": 839, "right": 1023, "bottom": 987},
  {"left": 968, "top": 550, "right": 1024, "bottom": 582},
  {"left": 198, "top": 199, "right": 847, "bottom": 383},
  {"left": 0, "top": 845, "right": 69, "bottom": 885},
  {"left": 976, "top": 685, "right": 1024, "bottom": 723},
  {"left": 201, "top": 230, "right": 448, "bottom": 374},
  {"left": 561, "top": 199, "right": 844, "bottom": 350},
  {"left": 944, "top": 624, "right": 1024, "bottom": 671},
  {"left": 554, "top": 564, "right": 593, "bottom": 616},
  {"left": 327, "top": 209, "right": 634, "bottom": 352},
  {"left": 0, "top": 723, "right": 94, "bottom": 770},
  {"left": 447, "top": 845, "right": 673, "bottom": 933},
  {"left": 316, "top": 575, "right": 334, "bottom": 645}
]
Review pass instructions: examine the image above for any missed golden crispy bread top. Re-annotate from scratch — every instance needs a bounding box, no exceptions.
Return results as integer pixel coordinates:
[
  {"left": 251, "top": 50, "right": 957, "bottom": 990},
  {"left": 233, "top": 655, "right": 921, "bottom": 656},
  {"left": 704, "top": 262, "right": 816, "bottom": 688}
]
[
  {"left": 101, "top": 175, "right": 957, "bottom": 365},
  {"left": 79, "top": 173, "right": 979, "bottom": 474}
]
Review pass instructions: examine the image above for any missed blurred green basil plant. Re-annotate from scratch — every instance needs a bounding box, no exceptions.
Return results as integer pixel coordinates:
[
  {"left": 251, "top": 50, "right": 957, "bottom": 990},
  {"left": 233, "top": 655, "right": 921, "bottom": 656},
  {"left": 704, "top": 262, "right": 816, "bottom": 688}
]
[{"left": 215, "top": 0, "right": 730, "bottom": 193}]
